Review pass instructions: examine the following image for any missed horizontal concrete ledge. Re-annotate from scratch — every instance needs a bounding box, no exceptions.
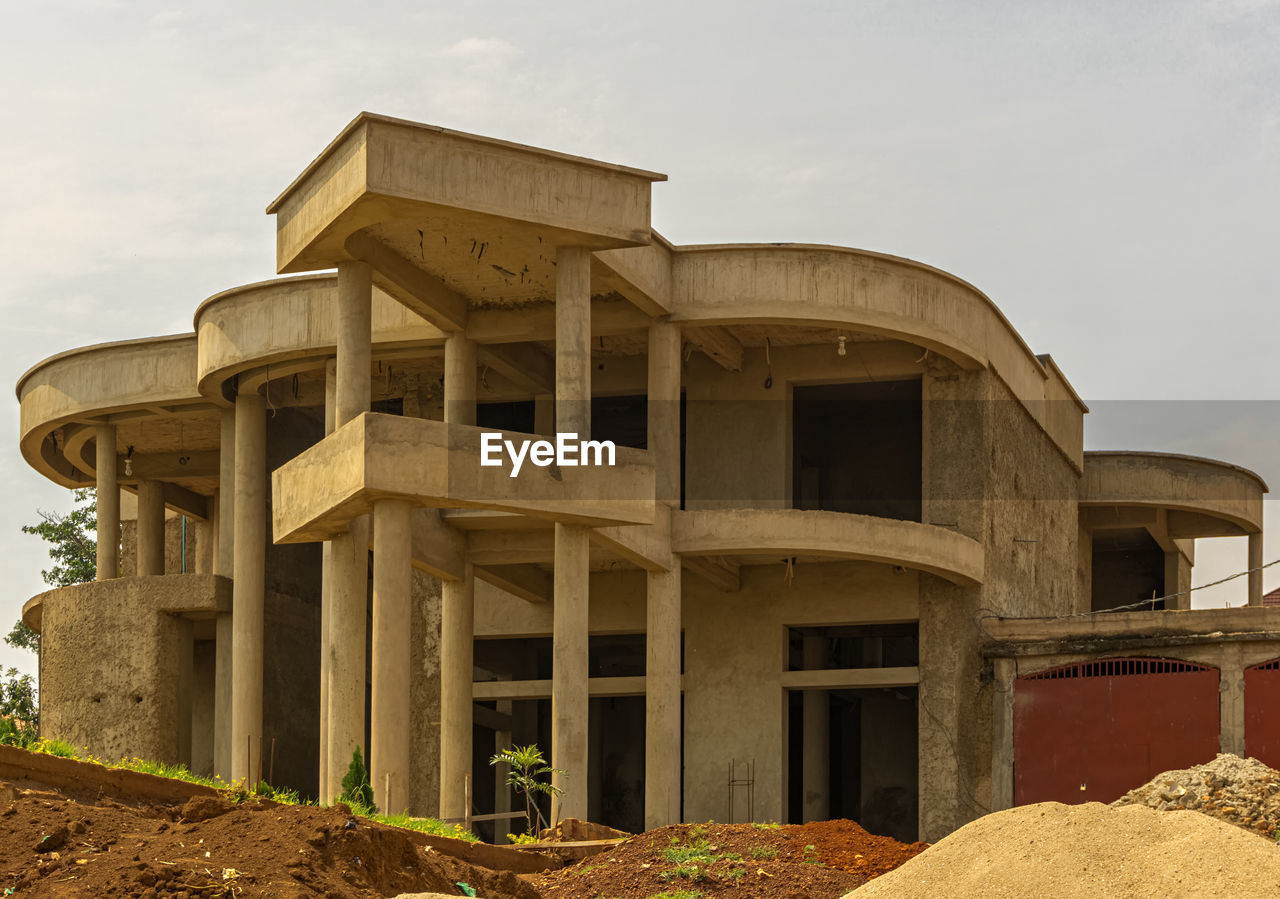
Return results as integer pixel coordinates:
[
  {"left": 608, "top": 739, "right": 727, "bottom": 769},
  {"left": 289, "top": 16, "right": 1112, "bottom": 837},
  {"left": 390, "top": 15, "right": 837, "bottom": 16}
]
[
  {"left": 779, "top": 666, "right": 920, "bottom": 690},
  {"left": 981, "top": 606, "right": 1280, "bottom": 648},
  {"left": 671, "top": 508, "right": 984, "bottom": 587},
  {"left": 1081, "top": 451, "right": 1266, "bottom": 535},
  {"left": 472, "top": 675, "right": 651, "bottom": 701},
  {"left": 272, "top": 413, "right": 655, "bottom": 543},
  {"left": 23, "top": 573, "right": 231, "bottom": 633}
]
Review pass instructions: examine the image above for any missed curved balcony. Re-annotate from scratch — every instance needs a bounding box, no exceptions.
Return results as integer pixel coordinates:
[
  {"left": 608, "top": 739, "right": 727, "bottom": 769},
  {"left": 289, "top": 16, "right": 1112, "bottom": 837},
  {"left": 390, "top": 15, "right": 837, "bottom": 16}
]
[
  {"left": 1081, "top": 451, "right": 1267, "bottom": 537},
  {"left": 16, "top": 335, "right": 218, "bottom": 497},
  {"left": 671, "top": 508, "right": 984, "bottom": 587}
]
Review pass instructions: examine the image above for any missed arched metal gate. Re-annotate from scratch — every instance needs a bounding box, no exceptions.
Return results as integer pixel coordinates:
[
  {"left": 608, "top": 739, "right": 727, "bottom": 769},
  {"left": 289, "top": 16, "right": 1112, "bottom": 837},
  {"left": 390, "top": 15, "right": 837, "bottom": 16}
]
[
  {"left": 1245, "top": 658, "right": 1280, "bottom": 769},
  {"left": 1013, "top": 657, "right": 1219, "bottom": 805}
]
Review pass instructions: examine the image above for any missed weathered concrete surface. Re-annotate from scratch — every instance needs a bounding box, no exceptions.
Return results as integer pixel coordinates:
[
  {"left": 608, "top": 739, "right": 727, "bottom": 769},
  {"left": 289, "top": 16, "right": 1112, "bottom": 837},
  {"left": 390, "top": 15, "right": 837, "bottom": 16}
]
[{"left": 25, "top": 575, "right": 229, "bottom": 765}]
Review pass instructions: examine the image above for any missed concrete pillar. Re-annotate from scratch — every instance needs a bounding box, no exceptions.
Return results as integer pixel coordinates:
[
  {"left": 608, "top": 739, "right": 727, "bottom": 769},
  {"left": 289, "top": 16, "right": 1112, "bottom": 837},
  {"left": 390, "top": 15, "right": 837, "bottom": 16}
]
[
  {"left": 991, "top": 657, "right": 1016, "bottom": 812},
  {"left": 230, "top": 391, "right": 266, "bottom": 784},
  {"left": 1219, "top": 647, "right": 1247, "bottom": 756},
  {"left": 801, "top": 637, "right": 829, "bottom": 823},
  {"left": 1248, "top": 532, "right": 1264, "bottom": 607},
  {"left": 444, "top": 334, "right": 477, "bottom": 427},
  {"left": 327, "top": 515, "right": 369, "bottom": 802},
  {"left": 319, "top": 358, "right": 336, "bottom": 802},
  {"left": 534, "top": 394, "right": 554, "bottom": 436},
  {"left": 552, "top": 522, "right": 590, "bottom": 823},
  {"left": 371, "top": 499, "right": 412, "bottom": 814},
  {"left": 551, "top": 247, "right": 592, "bottom": 823},
  {"left": 645, "top": 565, "right": 682, "bottom": 828},
  {"left": 95, "top": 424, "right": 119, "bottom": 580},
  {"left": 328, "top": 261, "right": 373, "bottom": 799},
  {"left": 336, "top": 260, "right": 373, "bottom": 427},
  {"left": 213, "top": 407, "right": 235, "bottom": 781},
  {"left": 136, "top": 480, "right": 166, "bottom": 576},
  {"left": 439, "top": 564, "right": 475, "bottom": 820},
  {"left": 439, "top": 331, "right": 478, "bottom": 819},
  {"left": 648, "top": 322, "right": 682, "bottom": 504},
  {"left": 555, "top": 246, "right": 592, "bottom": 436}
]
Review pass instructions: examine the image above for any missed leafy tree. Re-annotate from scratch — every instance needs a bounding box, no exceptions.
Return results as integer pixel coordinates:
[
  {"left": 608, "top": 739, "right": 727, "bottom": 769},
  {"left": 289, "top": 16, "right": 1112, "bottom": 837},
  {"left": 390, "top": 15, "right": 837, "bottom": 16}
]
[
  {"left": 490, "top": 743, "right": 565, "bottom": 837},
  {"left": 21, "top": 488, "right": 98, "bottom": 589},
  {"left": 339, "top": 746, "right": 377, "bottom": 813},
  {"left": 0, "top": 668, "right": 38, "bottom": 743}
]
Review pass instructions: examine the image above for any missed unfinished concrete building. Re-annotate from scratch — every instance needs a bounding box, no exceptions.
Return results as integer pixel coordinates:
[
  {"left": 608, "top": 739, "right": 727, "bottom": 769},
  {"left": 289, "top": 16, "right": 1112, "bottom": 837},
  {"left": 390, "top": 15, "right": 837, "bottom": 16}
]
[{"left": 17, "top": 113, "right": 1274, "bottom": 843}]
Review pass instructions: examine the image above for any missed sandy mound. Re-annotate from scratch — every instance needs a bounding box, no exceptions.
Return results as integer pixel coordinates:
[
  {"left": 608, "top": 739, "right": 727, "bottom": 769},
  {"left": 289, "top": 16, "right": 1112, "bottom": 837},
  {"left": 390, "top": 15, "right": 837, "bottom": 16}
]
[
  {"left": 1112, "top": 752, "right": 1280, "bottom": 837},
  {"left": 846, "top": 801, "right": 1280, "bottom": 898}
]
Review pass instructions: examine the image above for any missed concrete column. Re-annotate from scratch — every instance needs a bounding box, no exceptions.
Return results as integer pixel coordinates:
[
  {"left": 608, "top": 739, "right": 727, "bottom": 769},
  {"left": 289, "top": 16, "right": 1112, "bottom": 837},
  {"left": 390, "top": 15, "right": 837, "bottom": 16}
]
[
  {"left": 648, "top": 322, "right": 682, "bottom": 504},
  {"left": 95, "top": 424, "right": 119, "bottom": 580},
  {"left": 336, "top": 260, "right": 373, "bottom": 427},
  {"left": 371, "top": 499, "right": 412, "bottom": 814},
  {"left": 327, "top": 514, "right": 369, "bottom": 801},
  {"left": 1219, "top": 647, "right": 1247, "bottom": 756},
  {"left": 230, "top": 391, "right": 266, "bottom": 784},
  {"left": 551, "top": 246, "right": 592, "bottom": 823},
  {"left": 645, "top": 565, "right": 682, "bottom": 829},
  {"left": 801, "top": 637, "right": 829, "bottom": 823},
  {"left": 555, "top": 246, "right": 592, "bottom": 436},
  {"left": 136, "top": 480, "right": 166, "bottom": 576},
  {"left": 213, "top": 407, "right": 235, "bottom": 781},
  {"left": 991, "top": 657, "right": 1016, "bottom": 811},
  {"left": 534, "top": 394, "right": 554, "bottom": 436},
  {"left": 444, "top": 334, "right": 477, "bottom": 427},
  {"left": 552, "top": 522, "right": 590, "bottom": 823},
  {"left": 439, "top": 564, "right": 475, "bottom": 820},
  {"left": 439, "top": 332, "right": 478, "bottom": 819},
  {"left": 1248, "top": 532, "right": 1264, "bottom": 607},
  {"left": 319, "top": 358, "right": 336, "bottom": 802}
]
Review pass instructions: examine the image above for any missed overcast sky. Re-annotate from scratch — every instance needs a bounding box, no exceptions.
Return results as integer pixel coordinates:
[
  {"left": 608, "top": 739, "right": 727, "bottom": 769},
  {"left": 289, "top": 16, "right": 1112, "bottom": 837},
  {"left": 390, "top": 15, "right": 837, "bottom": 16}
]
[{"left": 2, "top": 0, "right": 1277, "bottom": 676}]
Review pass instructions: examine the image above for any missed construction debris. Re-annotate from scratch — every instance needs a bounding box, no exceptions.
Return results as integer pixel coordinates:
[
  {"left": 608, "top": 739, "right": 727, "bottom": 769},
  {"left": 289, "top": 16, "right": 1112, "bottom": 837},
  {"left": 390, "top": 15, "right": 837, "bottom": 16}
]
[{"left": 1112, "top": 752, "right": 1280, "bottom": 837}]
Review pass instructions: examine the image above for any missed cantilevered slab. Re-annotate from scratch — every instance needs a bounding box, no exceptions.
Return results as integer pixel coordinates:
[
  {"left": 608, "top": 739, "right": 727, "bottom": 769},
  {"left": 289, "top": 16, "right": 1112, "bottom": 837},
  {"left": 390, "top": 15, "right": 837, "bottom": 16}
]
[
  {"left": 267, "top": 112, "right": 666, "bottom": 281},
  {"left": 1081, "top": 451, "right": 1267, "bottom": 536},
  {"left": 672, "top": 508, "right": 984, "bottom": 587},
  {"left": 273, "top": 412, "right": 654, "bottom": 542}
]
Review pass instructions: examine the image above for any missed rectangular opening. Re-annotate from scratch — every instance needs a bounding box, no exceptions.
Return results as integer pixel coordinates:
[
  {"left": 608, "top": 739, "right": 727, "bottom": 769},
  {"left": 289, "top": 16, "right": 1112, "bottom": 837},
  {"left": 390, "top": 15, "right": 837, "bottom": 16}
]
[
  {"left": 788, "top": 624, "right": 920, "bottom": 670},
  {"left": 792, "top": 379, "right": 922, "bottom": 520},
  {"left": 473, "top": 633, "right": 669, "bottom": 682},
  {"left": 1090, "top": 528, "right": 1166, "bottom": 612},
  {"left": 477, "top": 400, "right": 535, "bottom": 433},
  {"left": 787, "top": 686, "right": 918, "bottom": 842},
  {"left": 592, "top": 394, "right": 648, "bottom": 448}
]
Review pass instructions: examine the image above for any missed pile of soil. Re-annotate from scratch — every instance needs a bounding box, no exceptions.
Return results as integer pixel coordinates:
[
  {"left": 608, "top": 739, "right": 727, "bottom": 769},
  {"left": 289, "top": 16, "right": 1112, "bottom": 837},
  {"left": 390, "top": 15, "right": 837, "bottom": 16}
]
[
  {"left": 1112, "top": 753, "right": 1280, "bottom": 837},
  {"left": 848, "top": 801, "right": 1280, "bottom": 898},
  {"left": 0, "top": 782, "right": 537, "bottom": 897},
  {"left": 532, "top": 820, "right": 927, "bottom": 898}
]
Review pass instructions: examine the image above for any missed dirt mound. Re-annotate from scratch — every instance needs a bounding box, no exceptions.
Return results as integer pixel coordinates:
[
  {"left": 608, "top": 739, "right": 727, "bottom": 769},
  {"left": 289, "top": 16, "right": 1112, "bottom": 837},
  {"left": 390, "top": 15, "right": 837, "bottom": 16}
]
[
  {"left": 531, "top": 819, "right": 926, "bottom": 898},
  {"left": 0, "top": 780, "right": 538, "bottom": 897},
  {"left": 1112, "top": 752, "right": 1280, "bottom": 837},
  {"left": 848, "top": 801, "right": 1280, "bottom": 898}
]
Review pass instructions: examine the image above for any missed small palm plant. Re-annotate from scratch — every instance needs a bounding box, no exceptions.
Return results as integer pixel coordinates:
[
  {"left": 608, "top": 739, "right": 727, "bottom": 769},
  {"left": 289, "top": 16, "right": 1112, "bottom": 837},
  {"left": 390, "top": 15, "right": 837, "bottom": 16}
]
[{"left": 490, "top": 743, "right": 565, "bottom": 837}]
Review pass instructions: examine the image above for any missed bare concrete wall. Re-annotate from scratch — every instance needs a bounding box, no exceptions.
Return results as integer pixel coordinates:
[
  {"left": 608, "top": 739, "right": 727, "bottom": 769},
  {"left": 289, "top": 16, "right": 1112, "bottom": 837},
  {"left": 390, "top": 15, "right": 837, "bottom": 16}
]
[{"left": 37, "top": 576, "right": 225, "bottom": 765}]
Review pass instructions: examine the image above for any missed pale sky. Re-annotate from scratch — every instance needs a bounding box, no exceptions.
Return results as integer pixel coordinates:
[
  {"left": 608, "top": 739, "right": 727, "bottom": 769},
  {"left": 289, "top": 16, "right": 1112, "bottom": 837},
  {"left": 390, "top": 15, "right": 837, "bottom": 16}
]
[{"left": 2, "top": 1, "right": 1277, "bottom": 675}]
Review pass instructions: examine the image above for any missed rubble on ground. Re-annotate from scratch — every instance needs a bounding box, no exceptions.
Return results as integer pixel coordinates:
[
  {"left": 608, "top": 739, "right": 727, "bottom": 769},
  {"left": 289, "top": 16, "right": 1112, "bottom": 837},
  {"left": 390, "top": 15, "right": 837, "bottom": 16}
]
[{"left": 1112, "top": 753, "right": 1280, "bottom": 837}]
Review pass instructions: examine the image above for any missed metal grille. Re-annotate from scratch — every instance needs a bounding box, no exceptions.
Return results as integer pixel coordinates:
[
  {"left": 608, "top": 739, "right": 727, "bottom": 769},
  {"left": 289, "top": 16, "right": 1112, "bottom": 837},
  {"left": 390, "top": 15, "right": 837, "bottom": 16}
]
[
  {"left": 1248, "top": 658, "right": 1280, "bottom": 672},
  {"left": 1023, "top": 657, "right": 1212, "bottom": 680}
]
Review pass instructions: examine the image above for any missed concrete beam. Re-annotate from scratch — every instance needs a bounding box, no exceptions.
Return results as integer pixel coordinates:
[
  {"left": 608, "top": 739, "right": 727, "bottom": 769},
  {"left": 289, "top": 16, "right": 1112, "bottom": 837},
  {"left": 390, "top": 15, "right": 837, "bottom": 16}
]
[
  {"left": 473, "top": 676, "right": 648, "bottom": 701},
  {"left": 594, "top": 240, "right": 673, "bottom": 316},
  {"left": 161, "top": 483, "right": 212, "bottom": 522},
  {"left": 682, "top": 325, "right": 743, "bottom": 372},
  {"left": 778, "top": 666, "right": 920, "bottom": 690},
  {"left": 477, "top": 342, "right": 555, "bottom": 395},
  {"left": 472, "top": 703, "right": 515, "bottom": 732},
  {"left": 681, "top": 554, "right": 741, "bottom": 593},
  {"left": 345, "top": 231, "right": 470, "bottom": 332},
  {"left": 476, "top": 563, "right": 553, "bottom": 604}
]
